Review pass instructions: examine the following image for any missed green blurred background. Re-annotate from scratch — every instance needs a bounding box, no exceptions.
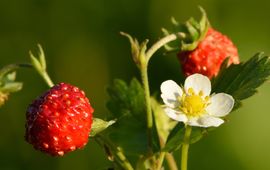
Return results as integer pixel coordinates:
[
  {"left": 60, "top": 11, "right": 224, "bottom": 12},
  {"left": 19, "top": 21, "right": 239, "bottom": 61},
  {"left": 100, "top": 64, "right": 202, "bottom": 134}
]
[{"left": 0, "top": 0, "right": 270, "bottom": 169}]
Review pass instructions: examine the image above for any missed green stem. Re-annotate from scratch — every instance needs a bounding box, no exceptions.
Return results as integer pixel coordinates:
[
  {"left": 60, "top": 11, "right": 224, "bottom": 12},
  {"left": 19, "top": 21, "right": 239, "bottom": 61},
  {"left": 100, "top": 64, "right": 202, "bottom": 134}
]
[
  {"left": 181, "top": 126, "right": 192, "bottom": 170},
  {"left": 138, "top": 33, "right": 180, "bottom": 169},
  {"left": 158, "top": 138, "right": 178, "bottom": 170},
  {"left": 140, "top": 64, "right": 153, "bottom": 154},
  {"left": 166, "top": 153, "right": 178, "bottom": 170},
  {"left": 156, "top": 152, "right": 166, "bottom": 170},
  {"left": 41, "top": 71, "right": 54, "bottom": 87},
  {"left": 145, "top": 34, "right": 178, "bottom": 63},
  {"left": 0, "top": 63, "right": 32, "bottom": 79},
  {"left": 29, "top": 45, "right": 54, "bottom": 88},
  {"left": 141, "top": 33, "right": 179, "bottom": 154},
  {"left": 95, "top": 135, "right": 134, "bottom": 170}
]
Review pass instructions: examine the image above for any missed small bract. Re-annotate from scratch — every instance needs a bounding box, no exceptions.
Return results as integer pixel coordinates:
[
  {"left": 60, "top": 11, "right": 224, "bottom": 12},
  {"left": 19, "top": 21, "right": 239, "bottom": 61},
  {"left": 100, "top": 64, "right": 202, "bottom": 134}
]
[{"left": 160, "top": 74, "right": 234, "bottom": 127}]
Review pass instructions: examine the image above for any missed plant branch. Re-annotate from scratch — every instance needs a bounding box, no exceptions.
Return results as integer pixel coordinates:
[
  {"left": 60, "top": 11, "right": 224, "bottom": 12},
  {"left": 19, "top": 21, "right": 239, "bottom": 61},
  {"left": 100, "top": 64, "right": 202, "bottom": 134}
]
[
  {"left": 158, "top": 134, "right": 178, "bottom": 170},
  {"left": 145, "top": 34, "right": 178, "bottom": 63},
  {"left": 0, "top": 63, "right": 32, "bottom": 79},
  {"left": 95, "top": 135, "right": 134, "bottom": 170},
  {"left": 41, "top": 71, "right": 54, "bottom": 87},
  {"left": 166, "top": 153, "right": 178, "bottom": 170},
  {"left": 181, "top": 126, "right": 192, "bottom": 170},
  {"left": 138, "top": 33, "right": 180, "bottom": 168},
  {"left": 140, "top": 64, "right": 153, "bottom": 155},
  {"left": 156, "top": 152, "right": 166, "bottom": 170}
]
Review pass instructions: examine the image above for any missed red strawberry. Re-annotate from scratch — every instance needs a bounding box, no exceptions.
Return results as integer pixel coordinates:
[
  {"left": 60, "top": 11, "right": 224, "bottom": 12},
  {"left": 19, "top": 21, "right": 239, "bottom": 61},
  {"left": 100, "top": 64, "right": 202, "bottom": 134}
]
[
  {"left": 162, "top": 8, "right": 240, "bottom": 78},
  {"left": 25, "top": 83, "right": 94, "bottom": 156},
  {"left": 178, "top": 28, "right": 239, "bottom": 78}
]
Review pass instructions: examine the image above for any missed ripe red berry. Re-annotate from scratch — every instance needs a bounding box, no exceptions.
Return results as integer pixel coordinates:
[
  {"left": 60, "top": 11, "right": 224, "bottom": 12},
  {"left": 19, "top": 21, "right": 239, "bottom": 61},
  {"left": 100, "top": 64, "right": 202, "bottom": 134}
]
[
  {"left": 25, "top": 83, "right": 94, "bottom": 156},
  {"left": 178, "top": 28, "right": 240, "bottom": 78}
]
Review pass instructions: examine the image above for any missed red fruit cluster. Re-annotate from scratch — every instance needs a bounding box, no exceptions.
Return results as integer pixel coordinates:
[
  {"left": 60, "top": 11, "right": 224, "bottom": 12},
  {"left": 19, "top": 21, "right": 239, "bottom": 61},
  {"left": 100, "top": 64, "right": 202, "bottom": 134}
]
[
  {"left": 25, "top": 83, "right": 94, "bottom": 156},
  {"left": 178, "top": 28, "right": 240, "bottom": 78}
]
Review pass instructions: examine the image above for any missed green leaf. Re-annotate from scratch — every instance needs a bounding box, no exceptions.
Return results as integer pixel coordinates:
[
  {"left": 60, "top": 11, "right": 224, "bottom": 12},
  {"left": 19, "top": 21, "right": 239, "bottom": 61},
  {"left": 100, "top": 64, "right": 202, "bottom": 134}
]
[
  {"left": 151, "top": 98, "right": 177, "bottom": 143},
  {"left": 162, "top": 123, "right": 184, "bottom": 152},
  {"left": 107, "top": 78, "right": 145, "bottom": 120},
  {"left": 89, "top": 118, "right": 116, "bottom": 137},
  {"left": 212, "top": 53, "right": 270, "bottom": 109},
  {"left": 106, "top": 78, "right": 150, "bottom": 157},
  {"left": 162, "top": 124, "right": 208, "bottom": 152},
  {"left": 106, "top": 78, "right": 147, "bottom": 154}
]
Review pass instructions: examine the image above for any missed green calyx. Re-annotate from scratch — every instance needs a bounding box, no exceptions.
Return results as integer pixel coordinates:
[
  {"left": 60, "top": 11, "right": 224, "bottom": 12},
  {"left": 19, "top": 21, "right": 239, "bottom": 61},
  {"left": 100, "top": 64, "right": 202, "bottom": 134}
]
[
  {"left": 0, "top": 64, "right": 31, "bottom": 107},
  {"left": 29, "top": 44, "right": 54, "bottom": 87},
  {"left": 162, "top": 7, "right": 210, "bottom": 52},
  {"left": 120, "top": 32, "right": 149, "bottom": 68}
]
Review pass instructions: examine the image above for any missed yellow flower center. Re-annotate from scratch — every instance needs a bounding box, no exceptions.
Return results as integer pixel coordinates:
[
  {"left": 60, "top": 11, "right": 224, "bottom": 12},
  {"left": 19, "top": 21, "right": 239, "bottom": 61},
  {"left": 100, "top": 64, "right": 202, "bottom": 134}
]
[{"left": 179, "top": 88, "right": 210, "bottom": 117}]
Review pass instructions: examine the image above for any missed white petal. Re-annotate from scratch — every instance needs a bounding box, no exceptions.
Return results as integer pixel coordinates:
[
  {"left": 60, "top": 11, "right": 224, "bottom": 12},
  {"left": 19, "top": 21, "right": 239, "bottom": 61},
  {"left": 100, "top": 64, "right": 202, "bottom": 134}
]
[
  {"left": 187, "top": 116, "right": 224, "bottom": 127},
  {"left": 187, "top": 117, "right": 201, "bottom": 127},
  {"left": 198, "top": 116, "right": 224, "bottom": 127},
  {"left": 206, "top": 93, "right": 234, "bottom": 117},
  {"left": 161, "top": 80, "right": 183, "bottom": 108},
  {"left": 164, "top": 107, "right": 187, "bottom": 122},
  {"left": 184, "top": 74, "right": 211, "bottom": 96}
]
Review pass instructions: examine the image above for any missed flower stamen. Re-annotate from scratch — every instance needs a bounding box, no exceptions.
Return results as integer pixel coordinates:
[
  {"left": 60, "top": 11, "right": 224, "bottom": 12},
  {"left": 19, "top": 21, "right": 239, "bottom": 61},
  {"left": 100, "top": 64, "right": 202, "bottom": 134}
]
[{"left": 179, "top": 88, "right": 209, "bottom": 117}]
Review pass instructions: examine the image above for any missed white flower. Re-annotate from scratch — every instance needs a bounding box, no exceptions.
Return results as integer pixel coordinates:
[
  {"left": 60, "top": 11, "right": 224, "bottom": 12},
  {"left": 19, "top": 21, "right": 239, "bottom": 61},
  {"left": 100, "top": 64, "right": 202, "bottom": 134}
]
[{"left": 160, "top": 74, "right": 234, "bottom": 127}]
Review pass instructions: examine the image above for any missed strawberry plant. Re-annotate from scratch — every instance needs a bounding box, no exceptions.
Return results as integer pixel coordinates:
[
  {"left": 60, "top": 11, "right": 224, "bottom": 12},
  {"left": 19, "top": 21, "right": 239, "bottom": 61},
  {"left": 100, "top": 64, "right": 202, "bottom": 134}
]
[{"left": 1, "top": 7, "right": 270, "bottom": 170}]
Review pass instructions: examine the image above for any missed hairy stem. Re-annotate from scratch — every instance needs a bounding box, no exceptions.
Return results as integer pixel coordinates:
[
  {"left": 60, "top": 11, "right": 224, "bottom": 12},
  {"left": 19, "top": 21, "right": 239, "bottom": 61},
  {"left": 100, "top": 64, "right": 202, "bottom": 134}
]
[
  {"left": 41, "top": 71, "right": 54, "bottom": 87},
  {"left": 158, "top": 136, "right": 178, "bottom": 170},
  {"left": 145, "top": 34, "right": 178, "bottom": 63},
  {"left": 181, "top": 126, "right": 192, "bottom": 170},
  {"left": 166, "top": 153, "right": 178, "bottom": 170},
  {"left": 95, "top": 135, "right": 134, "bottom": 170},
  {"left": 139, "top": 33, "right": 180, "bottom": 168},
  {"left": 0, "top": 63, "right": 32, "bottom": 78},
  {"left": 140, "top": 64, "right": 153, "bottom": 155},
  {"left": 156, "top": 152, "right": 166, "bottom": 170}
]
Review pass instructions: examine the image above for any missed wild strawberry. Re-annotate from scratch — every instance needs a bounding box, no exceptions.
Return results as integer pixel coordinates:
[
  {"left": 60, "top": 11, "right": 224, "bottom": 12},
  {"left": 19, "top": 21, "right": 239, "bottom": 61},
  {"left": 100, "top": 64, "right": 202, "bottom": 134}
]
[
  {"left": 25, "top": 83, "right": 94, "bottom": 156},
  {"left": 163, "top": 7, "right": 240, "bottom": 78},
  {"left": 178, "top": 28, "right": 239, "bottom": 78}
]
